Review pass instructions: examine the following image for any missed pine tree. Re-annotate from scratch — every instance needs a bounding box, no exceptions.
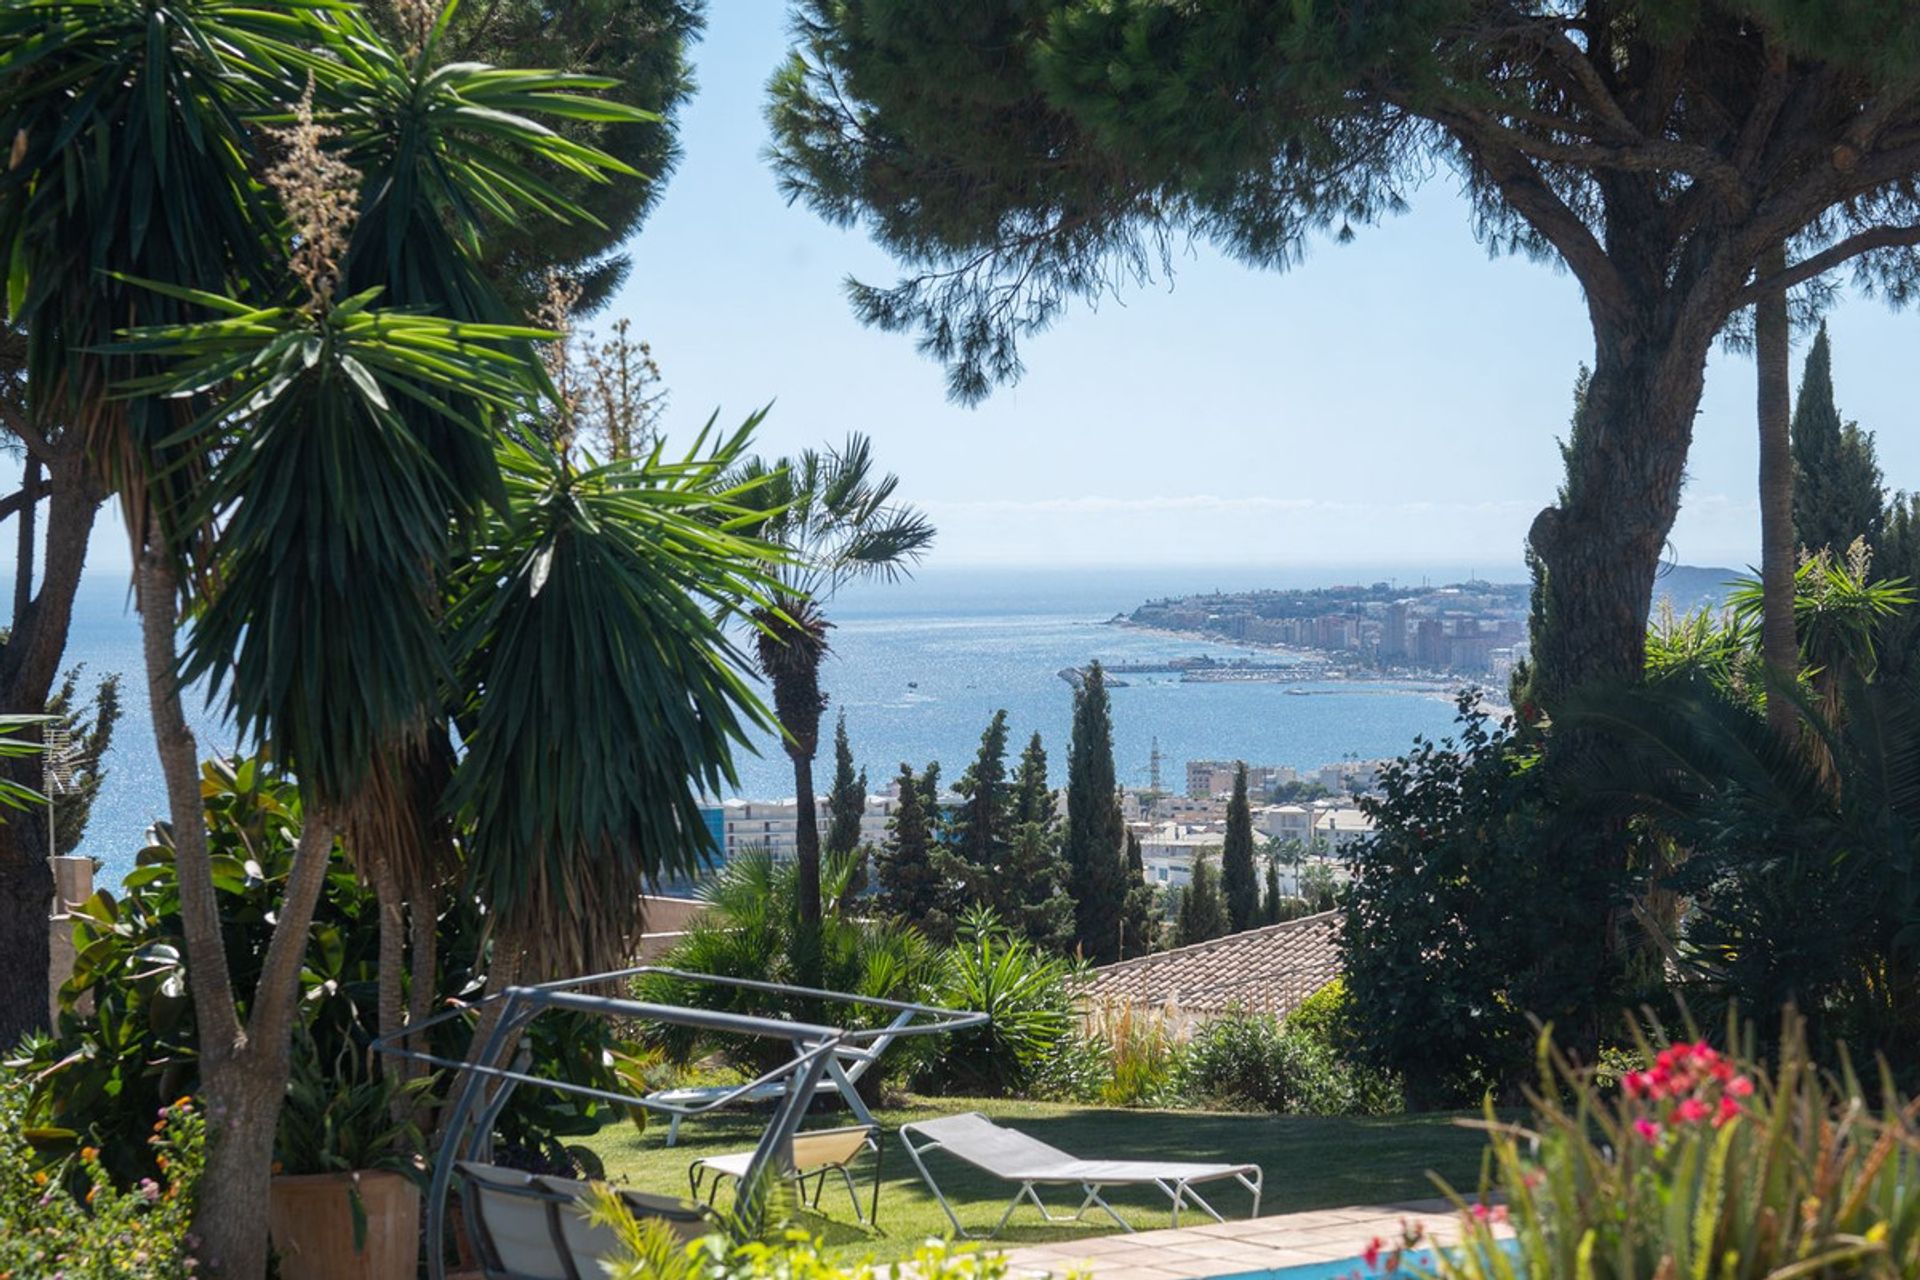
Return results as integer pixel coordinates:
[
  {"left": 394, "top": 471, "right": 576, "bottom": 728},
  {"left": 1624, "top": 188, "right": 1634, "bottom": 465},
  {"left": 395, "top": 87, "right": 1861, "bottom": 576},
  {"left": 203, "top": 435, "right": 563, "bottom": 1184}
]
[
  {"left": 1064, "top": 662, "right": 1128, "bottom": 963},
  {"left": 1262, "top": 851, "right": 1282, "bottom": 927},
  {"left": 824, "top": 712, "right": 867, "bottom": 858},
  {"left": 1176, "top": 851, "right": 1230, "bottom": 947},
  {"left": 876, "top": 763, "right": 945, "bottom": 931},
  {"left": 1792, "top": 324, "right": 1885, "bottom": 555},
  {"left": 1121, "top": 826, "right": 1159, "bottom": 957},
  {"left": 1220, "top": 762, "right": 1259, "bottom": 932}
]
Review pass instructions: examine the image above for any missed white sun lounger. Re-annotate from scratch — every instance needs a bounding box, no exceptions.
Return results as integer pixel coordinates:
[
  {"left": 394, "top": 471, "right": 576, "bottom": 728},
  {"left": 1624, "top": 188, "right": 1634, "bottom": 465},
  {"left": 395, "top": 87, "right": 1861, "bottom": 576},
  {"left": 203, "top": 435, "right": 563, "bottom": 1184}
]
[
  {"left": 645, "top": 1007, "right": 913, "bottom": 1146},
  {"left": 898, "top": 1112, "right": 1263, "bottom": 1239}
]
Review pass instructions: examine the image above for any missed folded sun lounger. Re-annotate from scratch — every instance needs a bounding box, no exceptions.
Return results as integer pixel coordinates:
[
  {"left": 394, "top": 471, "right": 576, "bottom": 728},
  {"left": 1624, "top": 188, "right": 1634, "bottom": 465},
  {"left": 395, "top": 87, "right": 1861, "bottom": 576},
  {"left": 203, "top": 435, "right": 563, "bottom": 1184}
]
[
  {"left": 689, "top": 1123, "right": 883, "bottom": 1226},
  {"left": 898, "top": 1112, "right": 1263, "bottom": 1239}
]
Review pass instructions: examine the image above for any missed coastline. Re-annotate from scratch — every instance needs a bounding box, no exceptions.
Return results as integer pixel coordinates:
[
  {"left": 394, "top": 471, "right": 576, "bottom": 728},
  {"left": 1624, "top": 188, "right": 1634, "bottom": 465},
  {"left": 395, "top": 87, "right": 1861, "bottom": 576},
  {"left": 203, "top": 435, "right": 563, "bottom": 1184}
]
[{"left": 1103, "top": 615, "right": 1513, "bottom": 705}]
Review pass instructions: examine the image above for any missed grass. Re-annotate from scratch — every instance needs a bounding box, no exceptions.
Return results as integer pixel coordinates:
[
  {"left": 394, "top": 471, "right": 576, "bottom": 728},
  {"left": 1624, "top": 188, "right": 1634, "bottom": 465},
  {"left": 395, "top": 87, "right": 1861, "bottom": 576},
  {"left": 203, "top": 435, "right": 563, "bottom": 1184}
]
[{"left": 581, "top": 1096, "right": 1492, "bottom": 1265}]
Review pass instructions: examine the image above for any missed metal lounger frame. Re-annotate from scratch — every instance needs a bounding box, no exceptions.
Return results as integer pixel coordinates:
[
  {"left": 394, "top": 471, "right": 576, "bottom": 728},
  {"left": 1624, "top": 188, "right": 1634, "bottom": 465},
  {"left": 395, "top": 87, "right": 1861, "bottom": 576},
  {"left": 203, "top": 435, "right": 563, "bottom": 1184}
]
[
  {"left": 897, "top": 1118, "right": 1263, "bottom": 1240},
  {"left": 372, "top": 967, "right": 984, "bottom": 1280}
]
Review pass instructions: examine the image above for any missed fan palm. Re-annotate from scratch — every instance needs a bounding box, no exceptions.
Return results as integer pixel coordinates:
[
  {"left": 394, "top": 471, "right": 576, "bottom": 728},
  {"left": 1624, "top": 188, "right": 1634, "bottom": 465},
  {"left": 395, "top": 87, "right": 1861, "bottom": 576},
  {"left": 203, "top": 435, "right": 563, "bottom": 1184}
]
[{"left": 734, "top": 435, "right": 934, "bottom": 924}]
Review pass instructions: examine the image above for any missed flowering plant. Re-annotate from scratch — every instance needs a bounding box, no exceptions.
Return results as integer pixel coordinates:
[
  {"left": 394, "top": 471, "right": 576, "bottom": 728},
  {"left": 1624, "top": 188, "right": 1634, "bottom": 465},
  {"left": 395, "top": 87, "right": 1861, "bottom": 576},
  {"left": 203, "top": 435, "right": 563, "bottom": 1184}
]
[
  {"left": 1365, "top": 1015, "right": 1920, "bottom": 1279},
  {"left": 0, "top": 1074, "right": 203, "bottom": 1280}
]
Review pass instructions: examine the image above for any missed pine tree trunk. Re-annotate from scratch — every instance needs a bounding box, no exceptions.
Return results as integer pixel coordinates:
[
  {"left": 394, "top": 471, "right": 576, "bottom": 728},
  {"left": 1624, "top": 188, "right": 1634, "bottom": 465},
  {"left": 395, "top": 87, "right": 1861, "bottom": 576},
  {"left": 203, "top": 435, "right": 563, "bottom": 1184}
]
[
  {"left": 1528, "top": 326, "right": 1708, "bottom": 705},
  {"left": 1755, "top": 244, "right": 1799, "bottom": 743},
  {"left": 0, "top": 456, "right": 100, "bottom": 1047},
  {"left": 1526, "top": 309, "right": 1713, "bottom": 1053}
]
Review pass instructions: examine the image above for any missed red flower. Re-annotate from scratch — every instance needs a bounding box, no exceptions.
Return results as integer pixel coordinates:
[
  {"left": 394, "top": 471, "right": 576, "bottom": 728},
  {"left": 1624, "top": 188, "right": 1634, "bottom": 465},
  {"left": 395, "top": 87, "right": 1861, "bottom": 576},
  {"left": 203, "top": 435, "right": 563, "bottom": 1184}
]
[
  {"left": 1363, "top": 1238, "right": 1385, "bottom": 1270},
  {"left": 1673, "top": 1098, "right": 1711, "bottom": 1125},
  {"left": 1714, "top": 1096, "right": 1742, "bottom": 1128},
  {"left": 1634, "top": 1117, "right": 1662, "bottom": 1145},
  {"left": 1728, "top": 1075, "right": 1755, "bottom": 1098}
]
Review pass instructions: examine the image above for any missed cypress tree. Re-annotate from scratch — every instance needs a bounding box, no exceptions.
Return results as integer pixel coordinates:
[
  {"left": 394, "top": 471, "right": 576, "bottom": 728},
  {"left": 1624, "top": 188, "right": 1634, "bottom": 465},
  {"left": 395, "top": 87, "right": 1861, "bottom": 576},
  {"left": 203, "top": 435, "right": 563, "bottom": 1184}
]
[
  {"left": 1792, "top": 324, "right": 1884, "bottom": 555},
  {"left": 1262, "top": 851, "right": 1282, "bottom": 926},
  {"left": 1121, "top": 826, "right": 1159, "bottom": 957},
  {"left": 999, "top": 820, "right": 1075, "bottom": 951},
  {"left": 1176, "top": 851, "right": 1229, "bottom": 947},
  {"left": 1064, "top": 662, "right": 1128, "bottom": 963},
  {"left": 1220, "top": 762, "right": 1259, "bottom": 932},
  {"left": 952, "top": 710, "right": 1013, "bottom": 878},
  {"left": 824, "top": 712, "right": 866, "bottom": 856},
  {"left": 876, "top": 763, "right": 944, "bottom": 929},
  {"left": 823, "top": 713, "right": 869, "bottom": 903},
  {"left": 1011, "top": 731, "right": 1054, "bottom": 830}
]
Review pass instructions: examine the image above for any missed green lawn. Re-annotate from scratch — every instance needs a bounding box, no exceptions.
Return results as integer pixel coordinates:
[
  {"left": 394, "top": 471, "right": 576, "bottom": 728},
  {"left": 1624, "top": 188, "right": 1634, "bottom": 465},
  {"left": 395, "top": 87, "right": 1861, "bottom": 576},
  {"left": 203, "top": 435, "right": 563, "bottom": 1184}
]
[{"left": 581, "top": 1097, "right": 1492, "bottom": 1264}]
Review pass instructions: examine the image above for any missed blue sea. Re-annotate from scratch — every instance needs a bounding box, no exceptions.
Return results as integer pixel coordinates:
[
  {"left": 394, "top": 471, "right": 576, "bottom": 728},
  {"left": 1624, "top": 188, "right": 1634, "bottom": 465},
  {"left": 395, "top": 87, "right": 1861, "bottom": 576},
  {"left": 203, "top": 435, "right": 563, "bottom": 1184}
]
[{"left": 44, "top": 564, "right": 1499, "bottom": 885}]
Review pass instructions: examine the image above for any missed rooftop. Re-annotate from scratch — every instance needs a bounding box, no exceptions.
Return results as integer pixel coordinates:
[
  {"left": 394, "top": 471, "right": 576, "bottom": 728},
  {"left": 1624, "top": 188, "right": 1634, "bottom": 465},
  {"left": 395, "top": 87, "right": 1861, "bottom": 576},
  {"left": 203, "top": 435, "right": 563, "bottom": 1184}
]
[{"left": 1083, "top": 912, "right": 1342, "bottom": 1023}]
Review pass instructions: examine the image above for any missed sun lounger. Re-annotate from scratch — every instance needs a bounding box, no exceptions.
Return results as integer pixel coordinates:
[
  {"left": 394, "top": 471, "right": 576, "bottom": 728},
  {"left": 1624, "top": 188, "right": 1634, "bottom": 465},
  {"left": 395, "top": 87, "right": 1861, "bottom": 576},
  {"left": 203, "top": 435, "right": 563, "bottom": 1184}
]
[
  {"left": 645, "top": 1007, "right": 913, "bottom": 1146},
  {"left": 454, "top": 1160, "right": 718, "bottom": 1280},
  {"left": 688, "top": 1123, "right": 883, "bottom": 1226},
  {"left": 897, "top": 1112, "right": 1263, "bottom": 1239}
]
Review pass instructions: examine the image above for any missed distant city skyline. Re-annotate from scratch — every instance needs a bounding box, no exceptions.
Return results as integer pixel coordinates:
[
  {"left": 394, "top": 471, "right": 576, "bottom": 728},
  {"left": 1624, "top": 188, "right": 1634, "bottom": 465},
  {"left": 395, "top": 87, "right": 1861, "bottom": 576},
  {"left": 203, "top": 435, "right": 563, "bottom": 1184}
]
[{"left": 49, "top": 4, "right": 1920, "bottom": 579}]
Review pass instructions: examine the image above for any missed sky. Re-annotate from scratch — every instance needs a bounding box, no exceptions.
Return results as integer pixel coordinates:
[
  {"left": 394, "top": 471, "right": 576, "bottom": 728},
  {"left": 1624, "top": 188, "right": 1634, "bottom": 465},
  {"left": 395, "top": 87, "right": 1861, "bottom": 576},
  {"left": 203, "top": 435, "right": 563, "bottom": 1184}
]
[{"left": 63, "top": 4, "right": 1920, "bottom": 581}]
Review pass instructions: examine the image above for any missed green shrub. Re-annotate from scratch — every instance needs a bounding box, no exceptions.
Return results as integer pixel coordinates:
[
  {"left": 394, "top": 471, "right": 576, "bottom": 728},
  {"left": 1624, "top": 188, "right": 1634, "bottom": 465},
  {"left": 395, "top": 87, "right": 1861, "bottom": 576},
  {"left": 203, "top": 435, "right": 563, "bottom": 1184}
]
[
  {"left": 1030, "top": 1002, "right": 1184, "bottom": 1107},
  {"left": 588, "top": 1207, "right": 1066, "bottom": 1280},
  {"left": 0, "top": 1075, "right": 202, "bottom": 1280},
  {"left": 637, "top": 849, "right": 942, "bottom": 1091},
  {"left": 918, "top": 910, "right": 1076, "bottom": 1096},
  {"left": 1179, "top": 1009, "right": 1398, "bottom": 1116},
  {"left": 1383, "top": 1017, "right": 1920, "bottom": 1280}
]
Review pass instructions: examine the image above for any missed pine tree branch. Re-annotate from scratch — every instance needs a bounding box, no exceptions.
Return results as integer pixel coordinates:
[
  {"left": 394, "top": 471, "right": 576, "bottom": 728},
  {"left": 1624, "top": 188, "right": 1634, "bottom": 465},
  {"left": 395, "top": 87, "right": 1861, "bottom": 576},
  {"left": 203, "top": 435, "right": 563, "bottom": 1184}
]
[{"left": 1729, "top": 223, "right": 1920, "bottom": 309}]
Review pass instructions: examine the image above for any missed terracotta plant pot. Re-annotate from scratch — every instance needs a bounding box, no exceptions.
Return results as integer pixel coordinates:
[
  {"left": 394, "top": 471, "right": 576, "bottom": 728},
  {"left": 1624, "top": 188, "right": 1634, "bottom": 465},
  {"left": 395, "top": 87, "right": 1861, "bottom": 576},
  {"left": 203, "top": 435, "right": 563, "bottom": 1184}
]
[{"left": 268, "top": 1170, "right": 421, "bottom": 1280}]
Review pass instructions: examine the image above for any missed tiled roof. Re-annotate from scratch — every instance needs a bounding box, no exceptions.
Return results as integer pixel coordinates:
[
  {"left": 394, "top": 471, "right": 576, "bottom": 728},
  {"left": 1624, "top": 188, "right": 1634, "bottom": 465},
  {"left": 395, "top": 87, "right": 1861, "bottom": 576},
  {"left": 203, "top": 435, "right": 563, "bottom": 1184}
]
[{"left": 1082, "top": 911, "right": 1342, "bottom": 1021}]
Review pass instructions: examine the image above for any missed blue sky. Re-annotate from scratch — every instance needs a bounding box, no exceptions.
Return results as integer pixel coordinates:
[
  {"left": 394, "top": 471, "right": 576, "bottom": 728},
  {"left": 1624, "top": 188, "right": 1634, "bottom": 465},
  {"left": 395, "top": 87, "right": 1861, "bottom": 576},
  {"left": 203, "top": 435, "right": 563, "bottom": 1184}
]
[
  {"left": 600, "top": 4, "right": 1918, "bottom": 576},
  {"left": 67, "top": 4, "right": 1920, "bottom": 581}
]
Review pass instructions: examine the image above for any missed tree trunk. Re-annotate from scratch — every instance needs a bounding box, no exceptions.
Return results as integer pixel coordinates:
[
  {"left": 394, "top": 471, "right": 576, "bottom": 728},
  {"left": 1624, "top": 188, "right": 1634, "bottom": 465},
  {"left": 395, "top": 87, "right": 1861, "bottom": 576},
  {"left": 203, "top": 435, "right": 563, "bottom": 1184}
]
[
  {"left": 0, "top": 455, "right": 101, "bottom": 1048},
  {"left": 1755, "top": 244, "right": 1799, "bottom": 743},
  {"left": 786, "top": 746, "right": 823, "bottom": 926},
  {"left": 1526, "top": 310, "right": 1712, "bottom": 1054},
  {"left": 14, "top": 455, "right": 37, "bottom": 624},
  {"left": 1528, "top": 329, "right": 1707, "bottom": 706},
  {"left": 374, "top": 853, "right": 407, "bottom": 1106},
  {"left": 192, "top": 812, "right": 338, "bottom": 1280}
]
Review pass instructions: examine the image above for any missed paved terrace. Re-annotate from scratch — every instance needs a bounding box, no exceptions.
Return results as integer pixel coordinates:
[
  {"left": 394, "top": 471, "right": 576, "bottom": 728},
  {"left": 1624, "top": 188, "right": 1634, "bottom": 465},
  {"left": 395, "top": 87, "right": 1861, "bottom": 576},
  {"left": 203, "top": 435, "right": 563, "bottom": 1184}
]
[{"left": 998, "top": 1198, "right": 1496, "bottom": 1279}]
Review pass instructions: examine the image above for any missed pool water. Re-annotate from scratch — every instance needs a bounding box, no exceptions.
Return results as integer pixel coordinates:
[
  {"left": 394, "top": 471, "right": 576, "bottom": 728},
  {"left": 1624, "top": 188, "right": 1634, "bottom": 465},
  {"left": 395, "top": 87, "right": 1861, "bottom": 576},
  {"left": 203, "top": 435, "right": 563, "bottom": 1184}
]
[{"left": 1213, "top": 1254, "right": 1426, "bottom": 1280}]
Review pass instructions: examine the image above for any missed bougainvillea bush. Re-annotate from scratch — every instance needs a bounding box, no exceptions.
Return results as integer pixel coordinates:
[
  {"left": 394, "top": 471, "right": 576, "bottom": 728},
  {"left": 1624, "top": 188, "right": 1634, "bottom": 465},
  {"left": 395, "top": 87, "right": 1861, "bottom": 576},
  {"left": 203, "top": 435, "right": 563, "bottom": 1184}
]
[
  {"left": 0, "top": 1073, "right": 202, "bottom": 1280},
  {"left": 1371, "top": 1017, "right": 1920, "bottom": 1279}
]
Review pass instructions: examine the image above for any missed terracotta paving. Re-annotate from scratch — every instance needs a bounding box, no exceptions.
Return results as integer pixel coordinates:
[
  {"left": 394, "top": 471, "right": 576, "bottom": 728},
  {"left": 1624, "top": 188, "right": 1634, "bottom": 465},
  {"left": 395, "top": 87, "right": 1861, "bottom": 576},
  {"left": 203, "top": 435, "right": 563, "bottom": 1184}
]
[{"left": 996, "top": 1198, "right": 1503, "bottom": 1279}]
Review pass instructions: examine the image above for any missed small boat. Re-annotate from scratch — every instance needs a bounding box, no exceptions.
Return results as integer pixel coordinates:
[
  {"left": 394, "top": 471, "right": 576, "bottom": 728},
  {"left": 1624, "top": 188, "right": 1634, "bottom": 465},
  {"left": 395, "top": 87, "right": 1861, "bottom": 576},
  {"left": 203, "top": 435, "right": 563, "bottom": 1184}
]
[{"left": 907, "top": 681, "right": 919, "bottom": 689}]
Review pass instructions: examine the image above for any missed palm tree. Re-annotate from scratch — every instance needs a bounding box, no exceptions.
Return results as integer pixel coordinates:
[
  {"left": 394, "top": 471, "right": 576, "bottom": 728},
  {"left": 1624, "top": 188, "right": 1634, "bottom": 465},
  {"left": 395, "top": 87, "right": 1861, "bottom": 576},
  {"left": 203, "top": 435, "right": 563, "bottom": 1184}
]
[
  {"left": 0, "top": 4, "right": 654, "bottom": 1271},
  {"left": 737, "top": 436, "right": 934, "bottom": 924}
]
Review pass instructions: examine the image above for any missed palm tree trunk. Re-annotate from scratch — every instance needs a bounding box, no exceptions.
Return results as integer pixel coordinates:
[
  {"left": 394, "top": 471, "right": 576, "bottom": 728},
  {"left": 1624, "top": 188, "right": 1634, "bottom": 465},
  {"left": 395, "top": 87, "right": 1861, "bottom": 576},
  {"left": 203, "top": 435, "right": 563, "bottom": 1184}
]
[
  {"left": 1756, "top": 242, "right": 1799, "bottom": 744},
  {"left": 374, "top": 854, "right": 407, "bottom": 1109},
  {"left": 788, "top": 747, "right": 823, "bottom": 928}
]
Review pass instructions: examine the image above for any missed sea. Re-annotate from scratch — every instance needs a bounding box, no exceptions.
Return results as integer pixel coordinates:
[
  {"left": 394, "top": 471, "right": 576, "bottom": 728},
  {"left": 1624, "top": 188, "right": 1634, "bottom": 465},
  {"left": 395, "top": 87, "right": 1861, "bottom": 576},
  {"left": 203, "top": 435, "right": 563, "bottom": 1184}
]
[{"left": 46, "top": 564, "right": 1508, "bottom": 886}]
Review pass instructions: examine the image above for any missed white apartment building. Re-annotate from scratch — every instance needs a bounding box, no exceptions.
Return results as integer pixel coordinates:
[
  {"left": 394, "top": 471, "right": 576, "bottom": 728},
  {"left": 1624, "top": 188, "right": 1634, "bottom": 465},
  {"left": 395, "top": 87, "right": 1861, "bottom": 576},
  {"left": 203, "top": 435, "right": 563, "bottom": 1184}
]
[{"left": 716, "top": 793, "right": 905, "bottom": 859}]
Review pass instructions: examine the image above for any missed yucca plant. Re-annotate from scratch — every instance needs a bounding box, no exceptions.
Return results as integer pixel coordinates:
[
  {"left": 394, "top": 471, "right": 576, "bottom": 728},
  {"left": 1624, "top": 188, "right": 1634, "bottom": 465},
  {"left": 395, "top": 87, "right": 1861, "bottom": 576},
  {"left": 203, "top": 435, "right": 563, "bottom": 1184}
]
[
  {"left": 1384, "top": 1015, "right": 1920, "bottom": 1280},
  {"left": 447, "top": 424, "right": 784, "bottom": 985},
  {"left": 921, "top": 907, "right": 1075, "bottom": 1096}
]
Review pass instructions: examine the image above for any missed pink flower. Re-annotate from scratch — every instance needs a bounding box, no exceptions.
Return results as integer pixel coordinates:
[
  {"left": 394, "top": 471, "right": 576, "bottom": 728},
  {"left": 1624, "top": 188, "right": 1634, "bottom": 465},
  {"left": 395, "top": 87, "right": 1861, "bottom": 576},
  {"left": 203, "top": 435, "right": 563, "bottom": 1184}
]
[
  {"left": 1363, "top": 1238, "right": 1385, "bottom": 1270},
  {"left": 1728, "top": 1075, "right": 1755, "bottom": 1098},
  {"left": 1715, "top": 1096, "right": 1742, "bottom": 1128},
  {"left": 1634, "top": 1117, "right": 1662, "bottom": 1145},
  {"left": 1674, "top": 1098, "right": 1712, "bottom": 1125}
]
